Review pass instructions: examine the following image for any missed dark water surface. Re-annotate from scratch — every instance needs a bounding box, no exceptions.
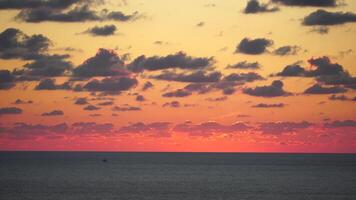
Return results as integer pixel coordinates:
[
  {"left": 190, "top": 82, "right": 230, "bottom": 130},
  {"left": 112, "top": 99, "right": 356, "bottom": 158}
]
[{"left": 0, "top": 152, "right": 355, "bottom": 200}]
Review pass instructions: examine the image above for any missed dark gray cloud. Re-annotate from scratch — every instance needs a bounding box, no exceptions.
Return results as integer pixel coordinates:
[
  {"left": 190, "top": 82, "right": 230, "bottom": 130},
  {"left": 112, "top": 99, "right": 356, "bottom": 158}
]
[
  {"left": 244, "top": 0, "right": 278, "bottom": 14},
  {"left": 275, "top": 57, "right": 356, "bottom": 89},
  {"left": 83, "top": 105, "right": 101, "bottom": 111},
  {"left": 273, "top": 45, "right": 300, "bottom": 56},
  {"left": 166, "top": 101, "right": 197, "bottom": 108},
  {"left": 304, "top": 84, "right": 347, "bottom": 94},
  {"left": 0, "top": 28, "right": 51, "bottom": 60},
  {"left": 15, "top": 4, "right": 137, "bottom": 23},
  {"left": 152, "top": 70, "right": 222, "bottom": 83},
  {"left": 173, "top": 121, "right": 251, "bottom": 137},
  {"left": 317, "top": 73, "right": 356, "bottom": 89},
  {"left": 235, "top": 38, "right": 273, "bottom": 55},
  {"left": 73, "top": 48, "right": 128, "bottom": 77},
  {"left": 184, "top": 80, "right": 242, "bottom": 96},
  {"left": 275, "top": 64, "right": 306, "bottom": 76},
  {"left": 41, "top": 110, "right": 64, "bottom": 116},
  {"left": 23, "top": 54, "right": 73, "bottom": 77},
  {"left": 243, "top": 80, "right": 291, "bottom": 97},
  {"left": 142, "top": 81, "right": 154, "bottom": 91},
  {"left": 226, "top": 61, "right": 261, "bottom": 70},
  {"left": 271, "top": 0, "right": 337, "bottom": 7},
  {"left": 105, "top": 10, "right": 138, "bottom": 21},
  {"left": 0, "top": 107, "right": 23, "bottom": 116},
  {"left": 128, "top": 51, "right": 214, "bottom": 72},
  {"left": 112, "top": 105, "right": 141, "bottom": 112},
  {"left": 303, "top": 9, "right": 356, "bottom": 26},
  {"left": 161, "top": 72, "right": 263, "bottom": 97},
  {"left": 74, "top": 97, "right": 88, "bottom": 105},
  {"left": 0, "top": 0, "right": 83, "bottom": 9},
  {"left": 162, "top": 101, "right": 181, "bottom": 108},
  {"left": 297, "top": 57, "right": 343, "bottom": 76},
  {"left": 0, "top": 70, "right": 16, "bottom": 90},
  {"left": 205, "top": 96, "right": 228, "bottom": 102},
  {"left": 16, "top": 5, "right": 98, "bottom": 22},
  {"left": 13, "top": 99, "right": 33, "bottom": 104},
  {"left": 153, "top": 71, "right": 263, "bottom": 85},
  {"left": 329, "top": 94, "right": 356, "bottom": 101},
  {"left": 252, "top": 103, "right": 285, "bottom": 108},
  {"left": 222, "top": 72, "right": 263, "bottom": 82},
  {"left": 97, "top": 101, "right": 114, "bottom": 106},
  {"left": 324, "top": 120, "right": 356, "bottom": 128},
  {"left": 82, "top": 76, "right": 137, "bottom": 93},
  {"left": 162, "top": 89, "right": 192, "bottom": 98},
  {"left": 136, "top": 95, "right": 146, "bottom": 102},
  {"left": 258, "top": 121, "right": 312, "bottom": 134},
  {"left": 35, "top": 79, "right": 72, "bottom": 90},
  {"left": 85, "top": 24, "right": 117, "bottom": 36}
]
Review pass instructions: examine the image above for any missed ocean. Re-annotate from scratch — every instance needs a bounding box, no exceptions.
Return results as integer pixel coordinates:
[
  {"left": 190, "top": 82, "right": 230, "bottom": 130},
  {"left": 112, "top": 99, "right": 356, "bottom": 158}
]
[{"left": 0, "top": 152, "right": 355, "bottom": 200}]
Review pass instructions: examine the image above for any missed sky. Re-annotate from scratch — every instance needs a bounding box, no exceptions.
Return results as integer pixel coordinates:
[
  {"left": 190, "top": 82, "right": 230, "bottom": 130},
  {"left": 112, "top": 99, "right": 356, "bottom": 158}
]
[{"left": 0, "top": 0, "right": 355, "bottom": 152}]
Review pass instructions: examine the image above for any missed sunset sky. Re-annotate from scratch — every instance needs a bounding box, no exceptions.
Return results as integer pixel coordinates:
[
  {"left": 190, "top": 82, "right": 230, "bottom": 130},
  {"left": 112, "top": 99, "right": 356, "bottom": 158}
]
[{"left": 0, "top": 0, "right": 355, "bottom": 152}]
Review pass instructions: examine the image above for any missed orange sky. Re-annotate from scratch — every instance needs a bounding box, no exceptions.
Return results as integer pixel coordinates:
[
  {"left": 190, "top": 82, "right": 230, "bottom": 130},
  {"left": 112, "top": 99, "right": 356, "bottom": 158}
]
[{"left": 0, "top": 0, "right": 355, "bottom": 152}]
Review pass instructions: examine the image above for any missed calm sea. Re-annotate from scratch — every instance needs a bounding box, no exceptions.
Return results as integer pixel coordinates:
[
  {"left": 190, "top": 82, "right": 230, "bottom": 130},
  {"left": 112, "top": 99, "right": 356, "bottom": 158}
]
[{"left": 0, "top": 152, "right": 355, "bottom": 200}]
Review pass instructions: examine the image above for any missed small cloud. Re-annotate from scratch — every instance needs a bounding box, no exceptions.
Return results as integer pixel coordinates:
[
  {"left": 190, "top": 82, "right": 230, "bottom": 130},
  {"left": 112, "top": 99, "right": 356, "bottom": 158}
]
[
  {"left": 273, "top": 45, "right": 300, "bottom": 56},
  {"left": 152, "top": 70, "right": 222, "bottom": 83},
  {"left": 304, "top": 84, "right": 347, "bottom": 94},
  {"left": 41, "top": 110, "right": 64, "bottom": 116},
  {"left": 12, "top": 99, "right": 33, "bottom": 105},
  {"left": 226, "top": 61, "right": 261, "bottom": 70},
  {"left": 0, "top": 107, "right": 23, "bottom": 116},
  {"left": 0, "top": 28, "right": 51, "bottom": 60},
  {"left": 128, "top": 51, "right": 214, "bottom": 72},
  {"left": 309, "top": 26, "right": 329, "bottom": 34},
  {"left": 35, "top": 79, "right": 72, "bottom": 90},
  {"left": 162, "top": 89, "right": 192, "bottom": 98},
  {"left": 84, "top": 105, "right": 101, "bottom": 111},
  {"left": 243, "top": 80, "right": 292, "bottom": 97},
  {"left": 97, "top": 101, "right": 114, "bottom": 106},
  {"left": 272, "top": 0, "right": 338, "bottom": 7},
  {"left": 244, "top": 0, "right": 279, "bottom": 14},
  {"left": 72, "top": 48, "right": 128, "bottom": 77},
  {"left": 324, "top": 120, "right": 356, "bottom": 128},
  {"left": 84, "top": 24, "right": 117, "bottom": 37},
  {"left": 196, "top": 21, "right": 205, "bottom": 27},
  {"left": 235, "top": 37, "right": 273, "bottom": 55},
  {"left": 303, "top": 9, "right": 356, "bottom": 26},
  {"left": 136, "top": 95, "right": 146, "bottom": 102},
  {"left": 74, "top": 98, "right": 88, "bottom": 105},
  {"left": 112, "top": 105, "right": 141, "bottom": 112},
  {"left": 252, "top": 103, "right": 285, "bottom": 108},
  {"left": 153, "top": 41, "right": 170, "bottom": 45},
  {"left": 205, "top": 96, "right": 228, "bottom": 102},
  {"left": 142, "top": 81, "right": 154, "bottom": 91},
  {"left": 163, "top": 101, "right": 181, "bottom": 108},
  {"left": 0, "top": 70, "right": 16, "bottom": 90},
  {"left": 329, "top": 94, "right": 356, "bottom": 101}
]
